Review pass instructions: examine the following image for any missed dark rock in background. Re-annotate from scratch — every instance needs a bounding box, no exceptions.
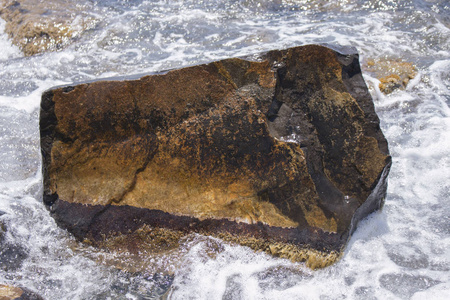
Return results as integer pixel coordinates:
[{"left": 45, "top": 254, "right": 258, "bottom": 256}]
[{"left": 40, "top": 44, "right": 391, "bottom": 269}]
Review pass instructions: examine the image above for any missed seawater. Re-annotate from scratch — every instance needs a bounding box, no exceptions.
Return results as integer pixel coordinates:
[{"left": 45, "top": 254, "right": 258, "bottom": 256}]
[{"left": 0, "top": 0, "right": 449, "bottom": 299}]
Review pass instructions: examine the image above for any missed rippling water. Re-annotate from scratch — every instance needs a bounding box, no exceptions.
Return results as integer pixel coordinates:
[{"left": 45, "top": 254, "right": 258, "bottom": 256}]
[{"left": 0, "top": 0, "right": 449, "bottom": 299}]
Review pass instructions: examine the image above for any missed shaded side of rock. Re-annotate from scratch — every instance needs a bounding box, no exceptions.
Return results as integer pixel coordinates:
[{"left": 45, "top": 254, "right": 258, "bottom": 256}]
[{"left": 40, "top": 44, "right": 391, "bottom": 268}]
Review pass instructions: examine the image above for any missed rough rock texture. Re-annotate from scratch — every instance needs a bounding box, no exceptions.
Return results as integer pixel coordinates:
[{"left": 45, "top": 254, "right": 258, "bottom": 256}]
[
  {"left": 40, "top": 45, "right": 391, "bottom": 269},
  {"left": 0, "top": 284, "right": 44, "bottom": 300},
  {"left": 364, "top": 58, "right": 417, "bottom": 94},
  {"left": 0, "top": 0, "right": 96, "bottom": 56}
]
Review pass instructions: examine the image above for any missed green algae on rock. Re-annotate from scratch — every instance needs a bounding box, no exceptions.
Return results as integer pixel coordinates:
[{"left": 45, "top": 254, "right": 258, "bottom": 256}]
[{"left": 40, "top": 44, "right": 391, "bottom": 269}]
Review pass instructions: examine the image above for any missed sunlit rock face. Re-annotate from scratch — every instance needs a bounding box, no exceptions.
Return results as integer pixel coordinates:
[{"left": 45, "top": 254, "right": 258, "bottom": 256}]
[{"left": 40, "top": 45, "right": 391, "bottom": 269}]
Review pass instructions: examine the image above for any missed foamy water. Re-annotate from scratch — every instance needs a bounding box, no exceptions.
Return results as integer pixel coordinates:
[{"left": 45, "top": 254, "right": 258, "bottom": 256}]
[{"left": 0, "top": 0, "right": 449, "bottom": 299}]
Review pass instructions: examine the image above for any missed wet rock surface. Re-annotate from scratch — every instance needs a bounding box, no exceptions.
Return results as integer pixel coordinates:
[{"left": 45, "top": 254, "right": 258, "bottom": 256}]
[
  {"left": 0, "top": 0, "right": 96, "bottom": 56},
  {"left": 40, "top": 44, "right": 391, "bottom": 268}
]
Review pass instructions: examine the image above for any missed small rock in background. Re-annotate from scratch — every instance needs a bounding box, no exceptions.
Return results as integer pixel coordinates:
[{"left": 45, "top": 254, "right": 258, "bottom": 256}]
[
  {"left": 0, "top": 0, "right": 98, "bottom": 56},
  {"left": 364, "top": 58, "right": 417, "bottom": 94},
  {"left": 0, "top": 284, "right": 44, "bottom": 300}
]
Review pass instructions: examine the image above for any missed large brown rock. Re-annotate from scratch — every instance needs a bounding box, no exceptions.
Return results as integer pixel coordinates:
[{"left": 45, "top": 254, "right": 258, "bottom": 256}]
[{"left": 40, "top": 45, "right": 391, "bottom": 269}]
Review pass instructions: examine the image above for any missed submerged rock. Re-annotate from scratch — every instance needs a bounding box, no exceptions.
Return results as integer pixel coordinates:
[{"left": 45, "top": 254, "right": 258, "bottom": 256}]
[
  {"left": 40, "top": 44, "right": 391, "bottom": 269},
  {"left": 0, "top": 0, "right": 97, "bottom": 56},
  {"left": 0, "top": 212, "right": 28, "bottom": 272},
  {"left": 0, "top": 243, "right": 28, "bottom": 272},
  {"left": 93, "top": 270, "right": 173, "bottom": 300}
]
